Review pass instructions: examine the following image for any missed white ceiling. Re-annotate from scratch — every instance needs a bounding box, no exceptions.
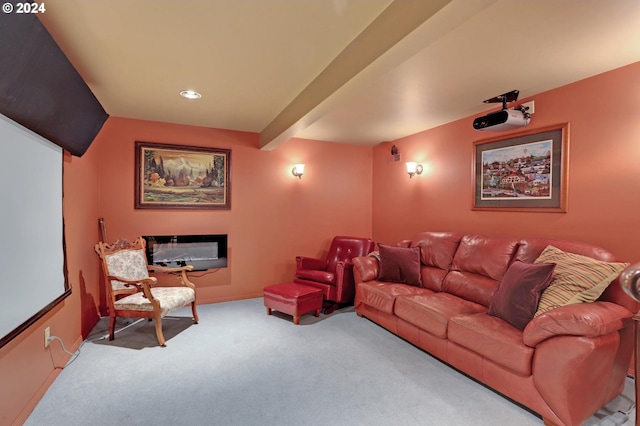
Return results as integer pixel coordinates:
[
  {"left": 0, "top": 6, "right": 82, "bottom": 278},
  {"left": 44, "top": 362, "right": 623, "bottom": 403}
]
[{"left": 38, "top": 0, "right": 640, "bottom": 149}]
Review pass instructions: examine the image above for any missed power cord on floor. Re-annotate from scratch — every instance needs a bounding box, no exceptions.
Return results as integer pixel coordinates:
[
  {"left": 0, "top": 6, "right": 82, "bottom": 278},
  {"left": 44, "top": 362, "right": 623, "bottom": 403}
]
[
  {"left": 91, "top": 318, "right": 145, "bottom": 341},
  {"left": 47, "top": 335, "right": 82, "bottom": 369}
]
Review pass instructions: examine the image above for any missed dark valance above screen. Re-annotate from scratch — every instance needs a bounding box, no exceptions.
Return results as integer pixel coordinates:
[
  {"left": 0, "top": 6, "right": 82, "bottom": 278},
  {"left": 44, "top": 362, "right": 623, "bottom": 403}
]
[{"left": 0, "top": 10, "right": 108, "bottom": 157}]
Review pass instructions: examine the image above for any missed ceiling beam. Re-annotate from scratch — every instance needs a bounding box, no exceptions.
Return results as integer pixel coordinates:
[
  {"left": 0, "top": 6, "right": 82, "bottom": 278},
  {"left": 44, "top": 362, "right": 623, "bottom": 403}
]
[{"left": 258, "top": 0, "right": 451, "bottom": 150}]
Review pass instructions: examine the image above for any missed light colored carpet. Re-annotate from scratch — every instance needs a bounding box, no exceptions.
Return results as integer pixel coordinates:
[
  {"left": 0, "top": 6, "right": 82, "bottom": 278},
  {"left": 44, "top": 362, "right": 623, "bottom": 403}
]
[{"left": 26, "top": 298, "right": 635, "bottom": 425}]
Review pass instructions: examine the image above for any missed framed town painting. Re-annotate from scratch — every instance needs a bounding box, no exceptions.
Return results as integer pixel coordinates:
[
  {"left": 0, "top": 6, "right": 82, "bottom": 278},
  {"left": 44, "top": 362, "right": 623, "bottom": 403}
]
[
  {"left": 472, "top": 123, "right": 569, "bottom": 212},
  {"left": 135, "top": 142, "right": 231, "bottom": 209}
]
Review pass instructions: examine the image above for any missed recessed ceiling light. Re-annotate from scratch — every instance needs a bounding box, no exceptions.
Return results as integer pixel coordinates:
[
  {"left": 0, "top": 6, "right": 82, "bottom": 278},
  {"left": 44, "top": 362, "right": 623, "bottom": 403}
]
[{"left": 180, "top": 90, "right": 202, "bottom": 99}]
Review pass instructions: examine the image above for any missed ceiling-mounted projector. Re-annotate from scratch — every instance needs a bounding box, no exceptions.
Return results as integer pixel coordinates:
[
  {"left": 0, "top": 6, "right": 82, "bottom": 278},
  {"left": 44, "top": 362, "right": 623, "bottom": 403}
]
[
  {"left": 472, "top": 89, "right": 531, "bottom": 131},
  {"left": 473, "top": 108, "right": 530, "bottom": 131}
]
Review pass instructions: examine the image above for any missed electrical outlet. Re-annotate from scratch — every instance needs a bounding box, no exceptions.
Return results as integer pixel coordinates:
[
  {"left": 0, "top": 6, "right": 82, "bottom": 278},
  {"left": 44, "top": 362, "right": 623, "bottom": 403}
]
[
  {"left": 521, "top": 100, "right": 535, "bottom": 114},
  {"left": 44, "top": 327, "right": 50, "bottom": 347}
]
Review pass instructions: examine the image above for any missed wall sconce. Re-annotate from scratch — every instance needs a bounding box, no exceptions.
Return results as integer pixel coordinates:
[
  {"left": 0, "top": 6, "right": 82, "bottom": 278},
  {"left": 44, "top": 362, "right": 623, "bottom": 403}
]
[
  {"left": 406, "top": 162, "right": 423, "bottom": 179},
  {"left": 292, "top": 164, "right": 305, "bottom": 179}
]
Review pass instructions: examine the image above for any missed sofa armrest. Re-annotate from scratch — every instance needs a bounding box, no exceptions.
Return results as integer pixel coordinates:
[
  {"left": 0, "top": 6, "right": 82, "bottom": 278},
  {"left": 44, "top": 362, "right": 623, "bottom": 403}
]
[
  {"left": 352, "top": 256, "right": 379, "bottom": 283},
  {"left": 295, "top": 256, "right": 327, "bottom": 271},
  {"left": 522, "top": 302, "right": 633, "bottom": 347}
]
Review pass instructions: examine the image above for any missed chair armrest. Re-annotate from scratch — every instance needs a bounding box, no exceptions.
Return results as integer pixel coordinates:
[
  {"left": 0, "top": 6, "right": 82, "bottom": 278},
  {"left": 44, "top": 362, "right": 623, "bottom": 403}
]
[
  {"left": 296, "top": 256, "right": 327, "bottom": 271},
  {"left": 146, "top": 265, "right": 196, "bottom": 290},
  {"left": 352, "top": 256, "right": 379, "bottom": 283},
  {"left": 148, "top": 265, "right": 194, "bottom": 273},
  {"left": 522, "top": 302, "right": 634, "bottom": 347},
  {"left": 107, "top": 275, "right": 157, "bottom": 299},
  {"left": 107, "top": 275, "right": 157, "bottom": 287}
]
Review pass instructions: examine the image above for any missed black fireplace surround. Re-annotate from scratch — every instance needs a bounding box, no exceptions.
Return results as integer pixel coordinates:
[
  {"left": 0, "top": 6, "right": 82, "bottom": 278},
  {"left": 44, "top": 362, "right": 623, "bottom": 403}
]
[{"left": 142, "top": 234, "right": 228, "bottom": 271}]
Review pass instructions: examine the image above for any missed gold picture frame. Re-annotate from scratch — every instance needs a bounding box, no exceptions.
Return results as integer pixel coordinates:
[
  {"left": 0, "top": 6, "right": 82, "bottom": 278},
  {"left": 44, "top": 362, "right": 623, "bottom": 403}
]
[{"left": 135, "top": 141, "right": 231, "bottom": 210}]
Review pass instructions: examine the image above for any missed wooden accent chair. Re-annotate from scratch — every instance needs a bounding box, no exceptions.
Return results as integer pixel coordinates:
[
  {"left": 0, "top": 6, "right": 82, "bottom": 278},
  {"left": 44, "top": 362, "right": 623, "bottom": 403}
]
[{"left": 95, "top": 237, "right": 199, "bottom": 347}]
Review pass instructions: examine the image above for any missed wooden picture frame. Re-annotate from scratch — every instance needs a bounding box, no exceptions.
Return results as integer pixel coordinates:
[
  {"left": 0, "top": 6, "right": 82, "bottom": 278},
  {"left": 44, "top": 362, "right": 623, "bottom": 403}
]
[
  {"left": 472, "top": 123, "right": 569, "bottom": 212},
  {"left": 135, "top": 142, "right": 231, "bottom": 210}
]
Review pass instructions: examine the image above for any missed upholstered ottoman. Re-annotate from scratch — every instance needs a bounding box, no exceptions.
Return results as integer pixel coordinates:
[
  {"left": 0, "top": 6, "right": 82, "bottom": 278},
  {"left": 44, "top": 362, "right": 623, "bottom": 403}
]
[{"left": 263, "top": 282, "right": 323, "bottom": 325}]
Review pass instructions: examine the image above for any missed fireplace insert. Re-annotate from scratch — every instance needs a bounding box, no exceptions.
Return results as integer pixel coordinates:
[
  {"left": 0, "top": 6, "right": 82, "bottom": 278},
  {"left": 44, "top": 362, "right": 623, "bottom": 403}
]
[{"left": 142, "top": 234, "right": 228, "bottom": 271}]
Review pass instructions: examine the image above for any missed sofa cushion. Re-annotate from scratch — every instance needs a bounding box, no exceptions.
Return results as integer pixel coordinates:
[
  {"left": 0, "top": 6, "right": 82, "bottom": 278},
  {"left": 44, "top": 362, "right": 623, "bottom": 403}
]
[
  {"left": 516, "top": 238, "right": 616, "bottom": 263},
  {"left": 395, "top": 293, "right": 486, "bottom": 338},
  {"left": 408, "top": 232, "right": 463, "bottom": 292},
  {"left": 356, "top": 281, "right": 426, "bottom": 314},
  {"left": 443, "top": 234, "right": 519, "bottom": 306},
  {"left": 534, "top": 245, "right": 629, "bottom": 316},
  {"left": 448, "top": 313, "right": 534, "bottom": 377},
  {"left": 378, "top": 244, "right": 422, "bottom": 287},
  {"left": 449, "top": 234, "right": 519, "bottom": 281},
  {"left": 488, "top": 261, "right": 556, "bottom": 330},
  {"left": 410, "top": 231, "right": 463, "bottom": 270},
  {"left": 419, "top": 266, "right": 449, "bottom": 292}
]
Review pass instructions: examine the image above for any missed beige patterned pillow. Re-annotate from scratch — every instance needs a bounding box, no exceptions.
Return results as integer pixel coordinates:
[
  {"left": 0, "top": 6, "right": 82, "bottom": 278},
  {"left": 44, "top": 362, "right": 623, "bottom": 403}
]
[{"left": 534, "top": 245, "right": 628, "bottom": 317}]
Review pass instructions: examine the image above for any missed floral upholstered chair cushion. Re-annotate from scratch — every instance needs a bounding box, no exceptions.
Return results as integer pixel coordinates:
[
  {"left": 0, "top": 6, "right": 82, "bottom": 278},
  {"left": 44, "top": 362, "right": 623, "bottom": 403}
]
[
  {"left": 104, "top": 248, "right": 152, "bottom": 290},
  {"left": 114, "top": 287, "right": 196, "bottom": 315}
]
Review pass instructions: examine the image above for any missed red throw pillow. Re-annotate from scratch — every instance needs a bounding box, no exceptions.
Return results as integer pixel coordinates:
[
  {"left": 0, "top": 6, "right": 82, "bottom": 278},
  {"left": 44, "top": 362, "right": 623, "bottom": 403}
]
[
  {"left": 377, "top": 244, "right": 422, "bottom": 287},
  {"left": 488, "top": 261, "right": 556, "bottom": 330}
]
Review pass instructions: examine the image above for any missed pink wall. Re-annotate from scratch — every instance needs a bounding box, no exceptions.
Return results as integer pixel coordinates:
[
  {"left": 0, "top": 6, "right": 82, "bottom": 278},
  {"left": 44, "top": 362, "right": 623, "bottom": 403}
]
[
  {"left": 372, "top": 62, "right": 640, "bottom": 262},
  {"left": 95, "top": 117, "right": 373, "bottom": 304}
]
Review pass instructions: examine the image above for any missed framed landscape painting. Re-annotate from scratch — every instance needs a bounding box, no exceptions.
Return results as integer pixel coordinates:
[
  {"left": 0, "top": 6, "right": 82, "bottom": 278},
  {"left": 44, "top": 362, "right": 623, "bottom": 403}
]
[
  {"left": 135, "top": 142, "right": 231, "bottom": 209},
  {"left": 472, "top": 123, "right": 569, "bottom": 212}
]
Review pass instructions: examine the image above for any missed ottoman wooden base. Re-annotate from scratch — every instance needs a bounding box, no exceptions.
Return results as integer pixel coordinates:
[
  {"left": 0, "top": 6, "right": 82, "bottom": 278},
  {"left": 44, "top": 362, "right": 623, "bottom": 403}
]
[{"left": 263, "top": 282, "right": 323, "bottom": 325}]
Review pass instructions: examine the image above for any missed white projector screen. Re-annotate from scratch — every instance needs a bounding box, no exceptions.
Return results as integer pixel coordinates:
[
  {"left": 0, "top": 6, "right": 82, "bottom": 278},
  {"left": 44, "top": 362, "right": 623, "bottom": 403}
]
[{"left": 0, "top": 114, "right": 70, "bottom": 348}]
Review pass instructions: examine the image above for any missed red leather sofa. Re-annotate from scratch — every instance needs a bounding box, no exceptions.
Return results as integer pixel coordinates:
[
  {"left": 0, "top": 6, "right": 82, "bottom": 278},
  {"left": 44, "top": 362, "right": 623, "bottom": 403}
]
[{"left": 352, "top": 232, "right": 636, "bottom": 426}]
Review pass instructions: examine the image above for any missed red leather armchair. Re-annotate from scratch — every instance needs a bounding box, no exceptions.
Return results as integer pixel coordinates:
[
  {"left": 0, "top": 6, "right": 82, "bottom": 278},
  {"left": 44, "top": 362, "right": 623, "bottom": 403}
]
[{"left": 294, "top": 236, "right": 375, "bottom": 312}]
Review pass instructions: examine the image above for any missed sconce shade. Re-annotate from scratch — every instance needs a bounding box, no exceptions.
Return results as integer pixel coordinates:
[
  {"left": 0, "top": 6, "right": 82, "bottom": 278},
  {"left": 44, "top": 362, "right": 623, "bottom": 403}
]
[
  {"left": 292, "top": 164, "right": 305, "bottom": 179},
  {"left": 406, "top": 162, "right": 423, "bottom": 178}
]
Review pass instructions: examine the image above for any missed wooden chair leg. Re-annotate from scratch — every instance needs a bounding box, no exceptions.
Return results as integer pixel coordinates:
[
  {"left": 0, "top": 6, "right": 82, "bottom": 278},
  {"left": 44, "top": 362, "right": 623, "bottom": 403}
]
[
  {"left": 191, "top": 302, "right": 199, "bottom": 324},
  {"left": 153, "top": 313, "right": 166, "bottom": 347},
  {"left": 294, "top": 315, "right": 300, "bottom": 325},
  {"left": 109, "top": 315, "right": 116, "bottom": 341}
]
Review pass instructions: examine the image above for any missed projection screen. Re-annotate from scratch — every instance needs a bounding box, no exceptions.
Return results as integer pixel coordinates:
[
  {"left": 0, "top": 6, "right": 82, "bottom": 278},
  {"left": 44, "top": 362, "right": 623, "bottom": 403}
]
[{"left": 0, "top": 113, "right": 70, "bottom": 348}]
